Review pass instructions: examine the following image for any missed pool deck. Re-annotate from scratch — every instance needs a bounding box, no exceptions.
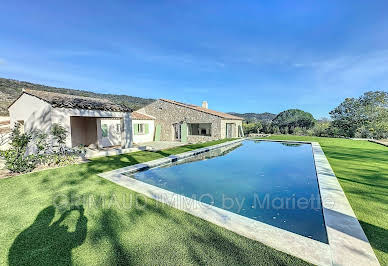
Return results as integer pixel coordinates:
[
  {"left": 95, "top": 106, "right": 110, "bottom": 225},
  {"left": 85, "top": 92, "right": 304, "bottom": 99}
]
[{"left": 98, "top": 138, "right": 380, "bottom": 266}]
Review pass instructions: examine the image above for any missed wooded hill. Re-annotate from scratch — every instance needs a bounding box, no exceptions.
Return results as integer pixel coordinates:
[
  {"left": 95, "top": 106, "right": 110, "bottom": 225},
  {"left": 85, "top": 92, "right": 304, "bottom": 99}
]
[
  {"left": 0, "top": 77, "right": 155, "bottom": 116},
  {"left": 228, "top": 112, "right": 277, "bottom": 123}
]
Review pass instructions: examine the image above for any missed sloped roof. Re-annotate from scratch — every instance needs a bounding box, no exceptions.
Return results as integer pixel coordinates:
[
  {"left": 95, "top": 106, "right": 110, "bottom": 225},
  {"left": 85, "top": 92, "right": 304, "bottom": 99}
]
[
  {"left": 159, "top": 99, "right": 243, "bottom": 120},
  {"left": 131, "top": 111, "right": 155, "bottom": 120},
  {"left": 16, "top": 89, "right": 132, "bottom": 112}
]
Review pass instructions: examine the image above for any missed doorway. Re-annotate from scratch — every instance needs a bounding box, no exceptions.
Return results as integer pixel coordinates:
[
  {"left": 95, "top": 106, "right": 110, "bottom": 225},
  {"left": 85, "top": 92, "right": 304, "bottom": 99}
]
[
  {"left": 173, "top": 123, "right": 181, "bottom": 141},
  {"left": 226, "top": 123, "right": 235, "bottom": 138}
]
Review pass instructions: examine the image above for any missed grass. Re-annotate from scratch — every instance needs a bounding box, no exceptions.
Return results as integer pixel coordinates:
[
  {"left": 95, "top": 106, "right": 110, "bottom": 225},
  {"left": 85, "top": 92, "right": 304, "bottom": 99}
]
[
  {"left": 265, "top": 135, "right": 388, "bottom": 265},
  {"left": 0, "top": 139, "right": 310, "bottom": 266}
]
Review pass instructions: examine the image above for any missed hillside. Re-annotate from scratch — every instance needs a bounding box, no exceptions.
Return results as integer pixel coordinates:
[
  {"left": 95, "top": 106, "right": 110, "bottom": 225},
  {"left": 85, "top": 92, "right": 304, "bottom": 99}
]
[
  {"left": 228, "top": 112, "right": 277, "bottom": 123},
  {"left": 0, "top": 77, "right": 155, "bottom": 116}
]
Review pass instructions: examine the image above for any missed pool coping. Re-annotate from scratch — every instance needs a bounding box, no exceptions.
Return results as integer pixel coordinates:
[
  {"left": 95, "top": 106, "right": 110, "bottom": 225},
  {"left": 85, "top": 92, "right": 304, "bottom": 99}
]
[{"left": 98, "top": 139, "right": 380, "bottom": 266}]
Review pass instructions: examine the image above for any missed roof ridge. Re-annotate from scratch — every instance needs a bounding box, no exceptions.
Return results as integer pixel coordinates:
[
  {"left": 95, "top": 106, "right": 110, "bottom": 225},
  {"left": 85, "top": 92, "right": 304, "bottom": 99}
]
[
  {"left": 159, "top": 98, "right": 243, "bottom": 120},
  {"left": 24, "top": 88, "right": 112, "bottom": 103},
  {"left": 15, "top": 89, "right": 132, "bottom": 112}
]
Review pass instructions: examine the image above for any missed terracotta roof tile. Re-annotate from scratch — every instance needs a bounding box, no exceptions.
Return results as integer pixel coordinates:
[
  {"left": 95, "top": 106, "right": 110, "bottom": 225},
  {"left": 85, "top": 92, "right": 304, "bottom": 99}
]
[
  {"left": 160, "top": 99, "right": 243, "bottom": 120},
  {"left": 131, "top": 111, "right": 155, "bottom": 120}
]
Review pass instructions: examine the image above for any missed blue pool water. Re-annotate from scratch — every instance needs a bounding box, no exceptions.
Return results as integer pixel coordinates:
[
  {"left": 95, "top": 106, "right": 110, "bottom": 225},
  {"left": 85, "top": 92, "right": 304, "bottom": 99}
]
[{"left": 127, "top": 140, "right": 328, "bottom": 243}]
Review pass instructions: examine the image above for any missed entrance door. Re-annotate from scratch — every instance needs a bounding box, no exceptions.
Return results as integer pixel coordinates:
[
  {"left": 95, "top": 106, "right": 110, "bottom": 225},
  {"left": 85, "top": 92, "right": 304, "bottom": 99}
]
[
  {"left": 226, "top": 123, "right": 234, "bottom": 138},
  {"left": 154, "top": 124, "right": 161, "bottom": 141},
  {"left": 173, "top": 123, "right": 181, "bottom": 140}
]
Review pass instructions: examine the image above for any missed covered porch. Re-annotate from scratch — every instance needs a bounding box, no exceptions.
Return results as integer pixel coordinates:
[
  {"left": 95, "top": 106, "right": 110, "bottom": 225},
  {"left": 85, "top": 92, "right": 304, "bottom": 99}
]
[{"left": 69, "top": 116, "right": 130, "bottom": 149}]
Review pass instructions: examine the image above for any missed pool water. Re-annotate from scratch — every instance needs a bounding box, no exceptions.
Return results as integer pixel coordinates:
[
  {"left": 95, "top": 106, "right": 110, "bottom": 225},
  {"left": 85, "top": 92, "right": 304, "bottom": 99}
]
[{"left": 127, "top": 140, "right": 328, "bottom": 243}]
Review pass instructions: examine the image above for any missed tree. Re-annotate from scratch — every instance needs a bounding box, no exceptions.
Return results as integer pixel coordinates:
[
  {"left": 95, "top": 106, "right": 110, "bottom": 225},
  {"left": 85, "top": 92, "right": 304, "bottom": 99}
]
[
  {"left": 242, "top": 121, "right": 263, "bottom": 134},
  {"left": 330, "top": 91, "right": 388, "bottom": 138},
  {"left": 272, "top": 109, "right": 315, "bottom": 130},
  {"left": 51, "top": 123, "right": 68, "bottom": 153}
]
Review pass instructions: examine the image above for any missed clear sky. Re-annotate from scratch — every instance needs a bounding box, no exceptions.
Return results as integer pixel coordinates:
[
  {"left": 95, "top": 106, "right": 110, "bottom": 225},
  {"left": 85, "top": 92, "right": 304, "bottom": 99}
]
[{"left": 1, "top": 1, "right": 387, "bottom": 118}]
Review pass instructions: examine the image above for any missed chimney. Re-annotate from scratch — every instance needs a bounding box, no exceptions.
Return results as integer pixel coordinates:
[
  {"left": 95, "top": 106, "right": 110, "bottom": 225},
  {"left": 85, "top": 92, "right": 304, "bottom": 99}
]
[{"left": 202, "top": 101, "right": 208, "bottom": 109}]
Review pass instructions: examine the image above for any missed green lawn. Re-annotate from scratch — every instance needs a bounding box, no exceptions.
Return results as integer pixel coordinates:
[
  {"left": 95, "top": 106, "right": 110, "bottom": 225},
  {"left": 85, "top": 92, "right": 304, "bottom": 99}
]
[
  {"left": 265, "top": 135, "right": 388, "bottom": 265},
  {"left": 0, "top": 139, "right": 310, "bottom": 266}
]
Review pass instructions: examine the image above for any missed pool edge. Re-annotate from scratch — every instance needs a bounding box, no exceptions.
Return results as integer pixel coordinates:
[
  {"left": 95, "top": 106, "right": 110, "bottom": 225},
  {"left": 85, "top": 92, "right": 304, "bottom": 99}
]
[
  {"left": 98, "top": 138, "right": 380, "bottom": 266},
  {"left": 311, "top": 142, "right": 380, "bottom": 266}
]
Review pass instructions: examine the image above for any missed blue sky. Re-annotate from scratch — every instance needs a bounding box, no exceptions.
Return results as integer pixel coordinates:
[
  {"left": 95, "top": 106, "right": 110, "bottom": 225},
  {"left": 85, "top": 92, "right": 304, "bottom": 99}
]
[{"left": 1, "top": 0, "right": 387, "bottom": 118}]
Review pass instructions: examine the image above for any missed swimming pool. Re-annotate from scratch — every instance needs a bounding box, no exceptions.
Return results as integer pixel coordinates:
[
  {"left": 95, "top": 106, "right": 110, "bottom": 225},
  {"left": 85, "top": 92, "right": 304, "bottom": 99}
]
[{"left": 125, "top": 140, "right": 328, "bottom": 243}]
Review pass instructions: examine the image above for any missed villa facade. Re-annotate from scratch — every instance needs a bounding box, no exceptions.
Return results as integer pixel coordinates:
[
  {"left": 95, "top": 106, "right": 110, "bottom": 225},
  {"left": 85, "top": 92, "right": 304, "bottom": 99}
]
[
  {"left": 136, "top": 99, "right": 244, "bottom": 142},
  {"left": 8, "top": 90, "right": 244, "bottom": 151}
]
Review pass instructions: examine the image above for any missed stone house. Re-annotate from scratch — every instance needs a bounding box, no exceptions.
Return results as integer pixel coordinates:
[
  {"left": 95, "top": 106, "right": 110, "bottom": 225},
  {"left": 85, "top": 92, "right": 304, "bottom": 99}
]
[
  {"left": 137, "top": 99, "right": 244, "bottom": 142},
  {"left": 8, "top": 89, "right": 133, "bottom": 149}
]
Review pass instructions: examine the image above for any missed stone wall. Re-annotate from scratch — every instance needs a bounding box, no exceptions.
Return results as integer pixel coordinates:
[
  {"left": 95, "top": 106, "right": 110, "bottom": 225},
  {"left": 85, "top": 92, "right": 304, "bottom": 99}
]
[
  {"left": 220, "top": 119, "right": 243, "bottom": 138},
  {"left": 138, "top": 100, "right": 221, "bottom": 141},
  {"left": 138, "top": 100, "right": 243, "bottom": 142}
]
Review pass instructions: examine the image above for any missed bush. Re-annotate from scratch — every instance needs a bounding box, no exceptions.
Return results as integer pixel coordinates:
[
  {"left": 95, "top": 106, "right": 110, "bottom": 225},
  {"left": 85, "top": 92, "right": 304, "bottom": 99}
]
[
  {"left": 1, "top": 123, "right": 84, "bottom": 174},
  {"left": 32, "top": 130, "right": 48, "bottom": 154},
  {"left": 1, "top": 149, "right": 37, "bottom": 173},
  {"left": 0, "top": 124, "right": 37, "bottom": 173},
  {"left": 308, "top": 122, "right": 330, "bottom": 137},
  {"left": 292, "top": 127, "right": 305, "bottom": 136},
  {"left": 242, "top": 122, "right": 262, "bottom": 135},
  {"left": 51, "top": 123, "right": 67, "bottom": 153}
]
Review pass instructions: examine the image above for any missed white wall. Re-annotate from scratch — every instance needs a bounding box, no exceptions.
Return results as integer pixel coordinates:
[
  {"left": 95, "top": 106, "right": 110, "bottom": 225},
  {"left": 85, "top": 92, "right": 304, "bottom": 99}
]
[
  {"left": 132, "top": 120, "right": 155, "bottom": 144},
  {"left": 8, "top": 93, "right": 134, "bottom": 149},
  {"left": 8, "top": 93, "right": 52, "bottom": 135},
  {"left": 100, "top": 119, "right": 121, "bottom": 147}
]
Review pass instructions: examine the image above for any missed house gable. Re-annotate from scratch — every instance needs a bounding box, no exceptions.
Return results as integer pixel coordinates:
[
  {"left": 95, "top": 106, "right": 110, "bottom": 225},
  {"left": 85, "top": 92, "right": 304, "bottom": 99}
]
[{"left": 8, "top": 93, "right": 52, "bottom": 133}]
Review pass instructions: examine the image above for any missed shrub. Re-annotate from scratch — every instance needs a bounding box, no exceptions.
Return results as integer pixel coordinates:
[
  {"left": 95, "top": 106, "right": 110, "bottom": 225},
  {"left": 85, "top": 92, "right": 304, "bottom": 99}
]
[
  {"left": 1, "top": 149, "right": 37, "bottom": 173},
  {"left": 308, "top": 122, "right": 330, "bottom": 137},
  {"left": 293, "top": 127, "right": 305, "bottom": 136},
  {"left": 242, "top": 122, "right": 263, "bottom": 135},
  {"left": 51, "top": 123, "right": 67, "bottom": 153},
  {"left": 32, "top": 130, "right": 49, "bottom": 154},
  {"left": 0, "top": 124, "right": 37, "bottom": 173},
  {"left": 1, "top": 124, "right": 84, "bottom": 174},
  {"left": 280, "top": 126, "right": 289, "bottom": 134}
]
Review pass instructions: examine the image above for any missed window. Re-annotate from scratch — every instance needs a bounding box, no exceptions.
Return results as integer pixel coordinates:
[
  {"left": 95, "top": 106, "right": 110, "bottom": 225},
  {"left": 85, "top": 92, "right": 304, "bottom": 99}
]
[
  {"left": 188, "top": 123, "right": 211, "bottom": 136},
  {"left": 138, "top": 124, "right": 145, "bottom": 134},
  {"left": 101, "top": 124, "right": 108, "bottom": 137},
  {"left": 134, "top": 123, "right": 149, "bottom": 135}
]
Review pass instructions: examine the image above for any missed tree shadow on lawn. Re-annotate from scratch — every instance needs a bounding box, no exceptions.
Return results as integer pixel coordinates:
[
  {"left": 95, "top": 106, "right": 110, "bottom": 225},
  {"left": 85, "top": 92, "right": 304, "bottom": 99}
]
[
  {"left": 47, "top": 151, "right": 156, "bottom": 190},
  {"left": 337, "top": 175, "right": 388, "bottom": 191},
  {"left": 359, "top": 220, "right": 388, "bottom": 254},
  {"left": 8, "top": 205, "right": 88, "bottom": 266},
  {"left": 323, "top": 146, "right": 388, "bottom": 162},
  {"left": 89, "top": 196, "right": 310, "bottom": 265}
]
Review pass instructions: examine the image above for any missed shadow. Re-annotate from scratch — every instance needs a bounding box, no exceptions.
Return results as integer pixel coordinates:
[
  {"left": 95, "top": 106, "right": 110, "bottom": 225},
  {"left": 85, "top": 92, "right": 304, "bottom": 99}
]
[
  {"left": 359, "top": 220, "right": 388, "bottom": 254},
  {"left": 8, "top": 205, "right": 88, "bottom": 266},
  {"left": 90, "top": 209, "right": 132, "bottom": 265},
  {"left": 324, "top": 208, "right": 369, "bottom": 242},
  {"left": 88, "top": 195, "right": 310, "bottom": 266},
  {"left": 337, "top": 176, "right": 388, "bottom": 191},
  {"left": 323, "top": 145, "right": 387, "bottom": 162}
]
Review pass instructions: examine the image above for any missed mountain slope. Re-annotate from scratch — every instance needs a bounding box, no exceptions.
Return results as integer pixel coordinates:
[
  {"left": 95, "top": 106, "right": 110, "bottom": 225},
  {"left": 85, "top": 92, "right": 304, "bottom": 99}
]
[
  {"left": 0, "top": 77, "right": 155, "bottom": 115},
  {"left": 228, "top": 112, "right": 277, "bottom": 122}
]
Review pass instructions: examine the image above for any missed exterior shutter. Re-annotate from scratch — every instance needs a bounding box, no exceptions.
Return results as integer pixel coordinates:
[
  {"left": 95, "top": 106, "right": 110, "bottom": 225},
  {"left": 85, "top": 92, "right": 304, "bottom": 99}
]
[
  {"left": 181, "top": 123, "right": 188, "bottom": 142},
  {"left": 145, "top": 124, "right": 149, "bottom": 134},
  {"left": 155, "top": 125, "right": 161, "bottom": 141},
  {"left": 134, "top": 123, "right": 139, "bottom": 135}
]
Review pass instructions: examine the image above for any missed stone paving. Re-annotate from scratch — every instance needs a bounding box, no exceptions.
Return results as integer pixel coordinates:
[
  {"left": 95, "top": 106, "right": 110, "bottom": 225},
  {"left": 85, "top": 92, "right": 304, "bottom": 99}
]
[{"left": 135, "top": 141, "right": 187, "bottom": 151}]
